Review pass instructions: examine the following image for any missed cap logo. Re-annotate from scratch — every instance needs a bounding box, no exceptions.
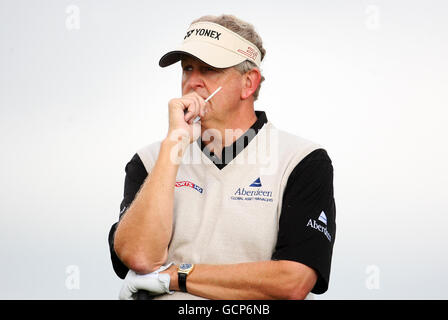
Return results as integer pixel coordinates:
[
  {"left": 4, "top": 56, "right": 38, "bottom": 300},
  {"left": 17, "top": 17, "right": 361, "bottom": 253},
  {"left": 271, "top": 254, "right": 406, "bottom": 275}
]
[
  {"left": 184, "top": 30, "right": 195, "bottom": 39},
  {"left": 184, "top": 28, "right": 221, "bottom": 40},
  {"left": 237, "top": 46, "right": 258, "bottom": 61}
]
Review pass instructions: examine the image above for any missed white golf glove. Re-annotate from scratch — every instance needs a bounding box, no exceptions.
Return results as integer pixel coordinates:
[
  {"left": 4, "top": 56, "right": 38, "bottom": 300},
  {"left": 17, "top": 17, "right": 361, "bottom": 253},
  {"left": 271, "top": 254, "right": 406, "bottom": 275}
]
[{"left": 119, "top": 263, "right": 174, "bottom": 300}]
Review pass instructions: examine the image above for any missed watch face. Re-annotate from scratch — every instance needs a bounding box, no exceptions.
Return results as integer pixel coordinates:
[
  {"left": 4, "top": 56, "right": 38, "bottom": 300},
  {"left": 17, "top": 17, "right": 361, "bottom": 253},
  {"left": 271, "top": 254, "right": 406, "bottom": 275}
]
[{"left": 180, "top": 263, "right": 192, "bottom": 270}]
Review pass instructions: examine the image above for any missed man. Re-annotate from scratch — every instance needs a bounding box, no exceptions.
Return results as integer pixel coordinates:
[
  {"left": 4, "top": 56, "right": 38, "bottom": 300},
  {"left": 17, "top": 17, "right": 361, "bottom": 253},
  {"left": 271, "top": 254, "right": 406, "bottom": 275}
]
[{"left": 108, "top": 14, "right": 336, "bottom": 300}]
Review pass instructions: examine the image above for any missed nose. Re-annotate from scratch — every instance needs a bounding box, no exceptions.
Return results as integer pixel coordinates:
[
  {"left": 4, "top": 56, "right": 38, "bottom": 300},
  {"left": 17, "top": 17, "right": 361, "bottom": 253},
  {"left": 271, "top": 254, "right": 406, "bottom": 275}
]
[{"left": 184, "top": 70, "right": 205, "bottom": 92}]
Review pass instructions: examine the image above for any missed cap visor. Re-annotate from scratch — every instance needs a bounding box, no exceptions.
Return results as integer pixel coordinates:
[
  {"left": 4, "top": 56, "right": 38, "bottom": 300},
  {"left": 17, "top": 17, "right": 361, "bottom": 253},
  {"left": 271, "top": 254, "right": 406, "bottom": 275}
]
[{"left": 159, "top": 41, "right": 246, "bottom": 68}]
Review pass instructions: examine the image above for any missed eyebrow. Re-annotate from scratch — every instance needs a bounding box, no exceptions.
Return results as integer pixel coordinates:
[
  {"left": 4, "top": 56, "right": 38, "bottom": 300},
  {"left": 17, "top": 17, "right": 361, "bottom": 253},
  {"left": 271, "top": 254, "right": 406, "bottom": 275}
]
[{"left": 181, "top": 63, "right": 222, "bottom": 72}]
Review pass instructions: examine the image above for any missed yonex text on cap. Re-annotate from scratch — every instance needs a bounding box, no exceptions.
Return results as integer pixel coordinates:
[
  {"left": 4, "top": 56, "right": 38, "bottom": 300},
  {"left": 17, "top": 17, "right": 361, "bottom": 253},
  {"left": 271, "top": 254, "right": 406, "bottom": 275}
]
[{"left": 159, "top": 21, "right": 262, "bottom": 69}]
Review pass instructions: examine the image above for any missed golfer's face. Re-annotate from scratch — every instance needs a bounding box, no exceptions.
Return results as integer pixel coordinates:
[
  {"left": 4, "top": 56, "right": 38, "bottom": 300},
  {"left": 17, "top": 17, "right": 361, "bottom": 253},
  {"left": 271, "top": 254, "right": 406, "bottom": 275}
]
[
  {"left": 181, "top": 56, "right": 243, "bottom": 117},
  {"left": 181, "top": 56, "right": 224, "bottom": 97}
]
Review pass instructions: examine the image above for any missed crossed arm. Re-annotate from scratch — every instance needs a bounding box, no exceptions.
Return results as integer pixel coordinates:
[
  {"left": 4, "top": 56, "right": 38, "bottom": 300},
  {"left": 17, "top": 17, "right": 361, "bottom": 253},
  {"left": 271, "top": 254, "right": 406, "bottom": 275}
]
[
  {"left": 113, "top": 138, "right": 317, "bottom": 300},
  {"left": 160, "top": 260, "right": 316, "bottom": 300}
]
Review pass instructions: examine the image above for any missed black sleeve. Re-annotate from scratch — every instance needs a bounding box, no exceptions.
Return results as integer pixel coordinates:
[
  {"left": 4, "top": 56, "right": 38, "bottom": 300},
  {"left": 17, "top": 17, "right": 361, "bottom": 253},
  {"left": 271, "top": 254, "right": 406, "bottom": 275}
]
[
  {"left": 271, "top": 149, "right": 336, "bottom": 294},
  {"left": 108, "top": 153, "right": 148, "bottom": 279}
]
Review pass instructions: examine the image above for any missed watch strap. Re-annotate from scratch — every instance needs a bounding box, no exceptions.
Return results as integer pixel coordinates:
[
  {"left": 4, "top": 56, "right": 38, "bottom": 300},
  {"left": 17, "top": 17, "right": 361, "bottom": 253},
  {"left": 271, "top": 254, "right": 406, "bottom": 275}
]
[{"left": 178, "top": 272, "right": 188, "bottom": 292}]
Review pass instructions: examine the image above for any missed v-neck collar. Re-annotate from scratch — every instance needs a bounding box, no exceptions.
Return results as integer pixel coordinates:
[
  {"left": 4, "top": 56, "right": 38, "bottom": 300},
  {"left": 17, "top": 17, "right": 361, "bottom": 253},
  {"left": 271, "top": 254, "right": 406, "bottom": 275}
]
[{"left": 196, "top": 110, "right": 268, "bottom": 170}]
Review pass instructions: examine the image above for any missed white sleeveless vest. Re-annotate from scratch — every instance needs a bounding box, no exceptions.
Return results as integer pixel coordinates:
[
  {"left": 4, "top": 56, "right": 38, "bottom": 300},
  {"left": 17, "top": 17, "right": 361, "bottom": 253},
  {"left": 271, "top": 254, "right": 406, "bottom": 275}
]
[{"left": 137, "top": 122, "right": 320, "bottom": 299}]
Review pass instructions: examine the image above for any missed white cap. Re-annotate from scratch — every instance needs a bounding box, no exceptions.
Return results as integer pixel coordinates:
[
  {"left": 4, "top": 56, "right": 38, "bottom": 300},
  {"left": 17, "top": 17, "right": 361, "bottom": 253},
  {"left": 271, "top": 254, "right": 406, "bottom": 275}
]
[{"left": 159, "top": 21, "right": 262, "bottom": 69}]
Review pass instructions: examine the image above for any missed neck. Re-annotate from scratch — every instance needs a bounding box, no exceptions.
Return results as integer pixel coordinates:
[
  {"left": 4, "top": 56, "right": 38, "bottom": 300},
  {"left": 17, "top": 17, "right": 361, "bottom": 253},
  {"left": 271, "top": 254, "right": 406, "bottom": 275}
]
[{"left": 201, "top": 105, "right": 257, "bottom": 154}]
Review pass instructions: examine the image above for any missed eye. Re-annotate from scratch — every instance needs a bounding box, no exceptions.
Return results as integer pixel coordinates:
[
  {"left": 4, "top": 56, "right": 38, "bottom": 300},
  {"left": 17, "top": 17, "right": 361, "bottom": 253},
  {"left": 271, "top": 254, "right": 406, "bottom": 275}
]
[
  {"left": 182, "top": 65, "right": 193, "bottom": 72},
  {"left": 201, "top": 66, "right": 217, "bottom": 73}
]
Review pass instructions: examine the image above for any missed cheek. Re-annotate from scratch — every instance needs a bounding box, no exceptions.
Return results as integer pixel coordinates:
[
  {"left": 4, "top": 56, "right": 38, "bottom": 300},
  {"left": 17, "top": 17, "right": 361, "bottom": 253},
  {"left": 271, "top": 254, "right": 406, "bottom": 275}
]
[
  {"left": 225, "top": 73, "right": 243, "bottom": 93},
  {"left": 215, "top": 86, "right": 240, "bottom": 108},
  {"left": 225, "top": 80, "right": 243, "bottom": 100},
  {"left": 181, "top": 76, "right": 188, "bottom": 93}
]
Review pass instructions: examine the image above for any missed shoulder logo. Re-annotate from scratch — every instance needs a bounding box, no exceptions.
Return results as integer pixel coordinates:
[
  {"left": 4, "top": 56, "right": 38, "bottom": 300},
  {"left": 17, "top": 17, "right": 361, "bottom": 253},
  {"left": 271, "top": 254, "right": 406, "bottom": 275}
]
[
  {"left": 318, "top": 211, "right": 327, "bottom": 225},
  {"left": 249, "top": 177, "right": 262, "bottom": 187}
]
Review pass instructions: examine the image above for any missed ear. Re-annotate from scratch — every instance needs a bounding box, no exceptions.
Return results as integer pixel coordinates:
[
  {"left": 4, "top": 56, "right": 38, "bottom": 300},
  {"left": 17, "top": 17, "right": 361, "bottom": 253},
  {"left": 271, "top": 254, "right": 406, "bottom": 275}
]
[{"left": 241, "top": 68, "right": 261, "bottom": 100}]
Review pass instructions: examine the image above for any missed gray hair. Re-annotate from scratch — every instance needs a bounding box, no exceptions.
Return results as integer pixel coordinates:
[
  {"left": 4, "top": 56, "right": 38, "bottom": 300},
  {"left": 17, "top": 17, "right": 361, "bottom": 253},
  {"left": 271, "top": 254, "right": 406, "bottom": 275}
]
[{"left": 191, "top": 14, "right": 266, "bottom": 101}]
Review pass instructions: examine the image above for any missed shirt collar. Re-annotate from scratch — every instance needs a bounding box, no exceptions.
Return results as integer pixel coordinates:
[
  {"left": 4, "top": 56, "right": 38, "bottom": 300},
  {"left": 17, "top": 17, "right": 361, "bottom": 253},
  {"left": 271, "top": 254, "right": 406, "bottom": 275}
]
[{"left": 197, "top": 110, "right": 268, "bottom": 169}]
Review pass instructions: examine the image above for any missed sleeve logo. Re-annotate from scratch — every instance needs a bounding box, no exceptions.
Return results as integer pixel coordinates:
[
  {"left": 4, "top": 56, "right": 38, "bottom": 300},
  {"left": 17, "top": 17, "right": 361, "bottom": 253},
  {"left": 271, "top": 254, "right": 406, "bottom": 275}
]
[{"left": 307, "top": 211, "right": 332, "bottom": 242}]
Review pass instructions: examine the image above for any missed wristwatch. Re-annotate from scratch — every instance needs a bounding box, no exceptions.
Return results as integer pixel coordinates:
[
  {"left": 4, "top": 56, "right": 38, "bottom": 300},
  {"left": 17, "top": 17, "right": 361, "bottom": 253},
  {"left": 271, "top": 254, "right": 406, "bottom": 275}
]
[{"left": 178, "top": 263, "right": 195, "bottom": 293}]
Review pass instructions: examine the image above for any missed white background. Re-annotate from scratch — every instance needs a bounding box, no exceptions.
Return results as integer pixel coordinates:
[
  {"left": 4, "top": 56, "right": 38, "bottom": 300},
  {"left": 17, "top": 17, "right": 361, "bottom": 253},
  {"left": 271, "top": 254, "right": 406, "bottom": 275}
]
[{"left": 1, "top": 0, "right": 447, "bottom": 299}]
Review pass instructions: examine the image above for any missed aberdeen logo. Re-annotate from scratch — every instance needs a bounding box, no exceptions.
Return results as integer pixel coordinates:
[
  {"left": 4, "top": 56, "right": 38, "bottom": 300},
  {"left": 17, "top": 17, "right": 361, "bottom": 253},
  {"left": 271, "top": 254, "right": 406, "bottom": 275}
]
[
  {"left": 175, "top": 181, "right": 203, "bottom": 194},
  {"left": 231, "top": 177, "right": 273, "bottom": 202},
  {"left": 249, "top": 177, "right": 262, "bottom": 187},
  {"left": 307, "top": 211, "right": 331, "bottom": 242},
  {"left": 318, "top": 211, "right": 327, "bottom": 225}
]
